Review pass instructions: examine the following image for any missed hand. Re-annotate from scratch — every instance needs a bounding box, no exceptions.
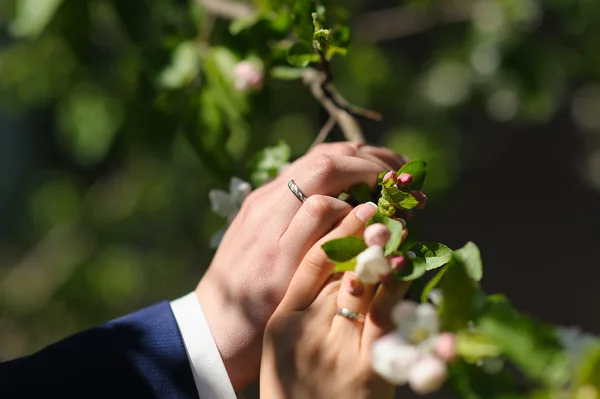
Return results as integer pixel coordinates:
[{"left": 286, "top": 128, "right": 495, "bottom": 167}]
[
  {"left": 195, "top": 143, "right": 407, "bottom": 389},
  {"left": 260, "top": 202, "right": 411, "bottom": 399}
]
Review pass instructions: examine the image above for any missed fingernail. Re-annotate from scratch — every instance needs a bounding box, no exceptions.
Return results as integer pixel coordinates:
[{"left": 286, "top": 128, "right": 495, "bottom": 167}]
[
  {"left": 398, "top": 218, "right": 407, "bottom": 227},
  {"left": 346, "top": 279, "right": 365, "bottom": 297},
  {"left": 358, "top": 203, "right": 378, "bottom": 221}
]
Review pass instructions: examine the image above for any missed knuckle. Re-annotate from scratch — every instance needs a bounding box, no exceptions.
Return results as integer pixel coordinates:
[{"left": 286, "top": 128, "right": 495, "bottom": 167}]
[
  {"left": 311, "top": 153, "right": 339, "bottom": 180},
  {"left": 301, "top": 248, "right": 331, "bottom": 277},
  {"left": 303, "top": 195, "right": 333, "bottom": 219}
]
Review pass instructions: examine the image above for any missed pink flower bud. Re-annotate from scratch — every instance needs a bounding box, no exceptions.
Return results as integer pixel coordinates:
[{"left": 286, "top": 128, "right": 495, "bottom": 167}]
[
  {"left": 408, "top": 355, "right": 448, "bottom": 395},
  {"left": 389, "top": 255, "right": 407, "bottom": 271},
  {"left": 364, "top": 223, "right": 391, "bottom": 247},
  {"left": 382, "top": 170, "right": 397, "bottom": 184},
  {"left": 434, "top": 333, "right": 457, "bottom": 362},
  {"left": 397, "top": 173, "right": 412, "bottom": 188},
  {"left": 346, "top": 279, "right": 365, "bottom": 297},
  {"left": 411, "top": 191, "right": 427, "bottom": 210},
  {"left": 234, "top": 61, "right": 263, "bottom": 92}
]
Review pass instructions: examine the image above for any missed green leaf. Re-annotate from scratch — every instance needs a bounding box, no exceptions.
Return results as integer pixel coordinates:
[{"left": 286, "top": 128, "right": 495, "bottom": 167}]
[
  {"left": 349, "top": 183, "right": 372, "bottom": 204},
  {"left": 478, "top": 295, "right": 570, "bottom": 387},
  {"left": 453, "top": 241, "right": 483, "bottom": 282},
  {"left": 292, "top": 0, "right": 317, "bottom": 43},
  {"left": 456, "top": 331, "right": 502, "bottom": 363},
  {"left": 366, "top": 212, "right": 404, "bottom": 255},
  {"left": 420, "top": 265, "right": 449, "bottom": 303},
  {"left": 439, "top": 260, "right": 479, "bottom": 331},
  {"left": 322, "top": 236, "right": 367, "bottom": 263},
  {"left": 158, "top": 41, "right": 201, "bottom": 89},
  {"left": 271, "top": 66, "right": 305, "bottom": 80},
  {"left": 399, "top": 220, "right": 419, "bottom": 252},
  {"left": 575, "top": 343, "right": 600, "bottom": 389},
  {"left": 332, "top": 258, "right": 357, "bottom": 273},
  {"left": 287, "top": 42, "right": 319, "bottom": 67},
  {"left": 411, "top": 242, "right": 453, "bottom": 271},
  {"left": 397, "top": 256, "right": 427, "bottom": 281},
  {"left": 57, "top": 83, "right": 124, "bottom": 167},
  {"left": 249, "top": 141, "right": 291, "bottom": 187},
  {"left": 398, "top": 159, "right": 427, "bottom": 190},
  {"left": 10, "top": 0, "right": 64, "bottom": 39},
  {"left": 448, "top": 360, "right": 518, "bottom": 399},
  {"left": 377, "top": 197, "right": 396, "bottom": 217},
  {"left": 381, "top": 186, "right": 419, "bottom": 209}
]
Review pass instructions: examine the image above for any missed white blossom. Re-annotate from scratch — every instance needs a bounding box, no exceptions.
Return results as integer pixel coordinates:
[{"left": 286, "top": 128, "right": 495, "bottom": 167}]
[
  {"left": 355, "top": 245, "right": 392, "bottom": 283},
  {"left": 372, "top": 300, "right": 449, "bottom": 394},
  {"left": 371, "top": 334, "right": 420, "bottom": 385},
  {"left": 392, "top": 301, "right": 439, "bottom": 348},
  {"left": 407, "top": 354, "right": 448, "bottom": 395},
  {"left": 209, "top": 177, "right": 252, "bottom": 247}
]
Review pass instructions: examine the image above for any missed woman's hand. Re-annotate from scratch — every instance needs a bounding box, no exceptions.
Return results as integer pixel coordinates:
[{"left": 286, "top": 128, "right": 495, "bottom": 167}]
[
  {"left": 195, "top": 143, "right": 407, "bottom": 389},
  {"left": 260, "top": 202, "right": 411, "bottom": 399}
]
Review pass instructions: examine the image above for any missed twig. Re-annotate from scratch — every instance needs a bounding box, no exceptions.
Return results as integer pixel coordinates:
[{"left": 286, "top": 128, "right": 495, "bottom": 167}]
[
  {"left": 353, "top": 1, "right": 473, "bottom": 43},
  {"left": 313, "top": 43, "right": 382, "bottom": 122},
  {"left": 196, "top": 0, "right": 254, "bottom": 20},
  {"left": 310, "top": 116, "right": 337, "bottom": 150},
  {"left": 303, "top": 69, "right": 364, "bottom": 143}
]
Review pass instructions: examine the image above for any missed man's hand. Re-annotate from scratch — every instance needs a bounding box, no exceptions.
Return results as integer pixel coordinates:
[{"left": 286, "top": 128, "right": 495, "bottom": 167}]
[{"left": 195, "top": 143, "right": 406, "bottom": 389}]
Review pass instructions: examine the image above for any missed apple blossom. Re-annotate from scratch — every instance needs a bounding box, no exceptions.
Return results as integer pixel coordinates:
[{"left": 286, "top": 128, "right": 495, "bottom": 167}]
[
  {"left": 355, "top": 245, "right": 392, "bottom": 283},
  {"left": 209, "top": 177, "right": 252, "bottom": 247},
  {"left": 389, "top": 255, "right": 407, "bottom": 271},
  {"left": 234, "top": 61, "right": 263, "bottom": 92},
  {"left": 382, "top": 170, "right": 397, "bottom": 184},
  {"left": 398, "top": 172, "right": 413, "bottom": 188},
  {"left": 434, "top": 333, "right": 457, "bottom": 362},
  {"left": 363, "top": 223, "right": 391, "bottom": 247},
  {"left": 371, "top": 334, "right": 420, "bottom": 385},
  {"left": 412, "top": 191, "right": 427, "bottom": 210},
  {"left": 407, "top": 354, "right": 448, "bottom": 395}
]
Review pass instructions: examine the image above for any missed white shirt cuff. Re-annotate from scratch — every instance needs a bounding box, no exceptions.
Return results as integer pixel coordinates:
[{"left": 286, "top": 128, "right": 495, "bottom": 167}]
[{"left": 171, "top": 292, "right": 237, "bottom": 399}]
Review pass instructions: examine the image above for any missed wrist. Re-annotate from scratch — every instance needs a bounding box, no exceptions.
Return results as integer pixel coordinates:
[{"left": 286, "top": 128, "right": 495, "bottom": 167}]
[{"left": 195, "top": 273, "right": 263, "bottom": 390}]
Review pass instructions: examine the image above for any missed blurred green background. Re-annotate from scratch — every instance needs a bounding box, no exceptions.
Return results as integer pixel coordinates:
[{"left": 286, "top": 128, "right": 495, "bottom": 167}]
[{"left": 2, "top": 0, "right": 600, "bottom": 364}]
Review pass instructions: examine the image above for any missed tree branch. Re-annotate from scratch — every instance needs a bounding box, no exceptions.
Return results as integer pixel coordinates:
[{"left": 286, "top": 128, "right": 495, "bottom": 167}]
[
  {"left": 196, "top": 0, "right": 254, "bottom": 20},
  {"left": 303, "top": 69, "right": 364, "bottom": 143},
  {"left": 353, "top": 1, "right": 473, "bottom": 43},
  {"left": 310, "top": 116, "right": 337, "bottom": 150}
]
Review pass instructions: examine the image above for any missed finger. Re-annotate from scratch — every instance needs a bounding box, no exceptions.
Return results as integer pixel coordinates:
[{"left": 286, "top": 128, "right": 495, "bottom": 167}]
[
  {"left": 361, "top": 281, "right": 412, "bottom": 351},
  {"left": 278, "top": 196, "right": 353, "bottom": 281},
  {"left": 275, "top": 155, "right": 384, "bottom": 234},
  {"left": 356, "top": 146, "right": 407, "bottom": 171},
  {"left": 278, "top": 202, "right": 378, "bottom": 312},
  {"left": 330, "top": 272, "right": 376, "bottom": 341},
  {"left": 307, "top": 142, "right": 364, "bottom": 157}
]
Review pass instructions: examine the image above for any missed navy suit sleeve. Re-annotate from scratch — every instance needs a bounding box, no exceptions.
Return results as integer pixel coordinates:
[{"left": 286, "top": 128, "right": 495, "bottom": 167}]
[{"left": 0, "top": 301, "right": 199, "bottom": 399}]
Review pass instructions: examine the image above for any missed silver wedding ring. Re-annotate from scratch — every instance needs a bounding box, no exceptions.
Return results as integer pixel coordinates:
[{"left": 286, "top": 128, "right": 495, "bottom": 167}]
[
  {"left": 335, "top": 308, "right": 366, "bottom": 323},
  {"left": 288, "top": 180, "right": 308, "bottom": 203}
]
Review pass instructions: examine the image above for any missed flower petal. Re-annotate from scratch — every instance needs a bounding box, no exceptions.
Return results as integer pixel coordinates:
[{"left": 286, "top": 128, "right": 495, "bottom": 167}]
[
  {"left": 372, "top": 333, "right": 419, "bottom": 385},
  {"left": 407, "top": 354, "right": 448, "bottom": 395},
  {"left": 392, "top": 300, "right": 418, "bottom": 328},
  {"left": 209, "top": 189, "right": 237, "bottom": 218},
  {"left": 229, "top": 177, "right": 252, "bottom": 204},
  {"left": 416, "top": 303, "right": 439, "bottom": 334}
]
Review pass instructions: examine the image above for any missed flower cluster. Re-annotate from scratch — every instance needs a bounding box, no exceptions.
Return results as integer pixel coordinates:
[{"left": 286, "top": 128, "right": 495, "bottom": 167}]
[
  {"left": 354, "top": 222, "right": 412, "bottom": 284},
  {"left": 381, "top": 171, "right": 427, "bottom": 210},
  {"left": 372, "top": 301, "right": 455, "bottom": 395}
]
